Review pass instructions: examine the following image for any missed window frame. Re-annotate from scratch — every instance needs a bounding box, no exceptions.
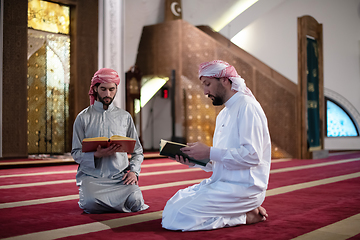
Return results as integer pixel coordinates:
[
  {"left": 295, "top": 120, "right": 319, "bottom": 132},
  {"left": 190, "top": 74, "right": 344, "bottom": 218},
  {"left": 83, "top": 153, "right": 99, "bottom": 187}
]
[{"left": 325, "top": 97, "right": 359, "bottom": 137}]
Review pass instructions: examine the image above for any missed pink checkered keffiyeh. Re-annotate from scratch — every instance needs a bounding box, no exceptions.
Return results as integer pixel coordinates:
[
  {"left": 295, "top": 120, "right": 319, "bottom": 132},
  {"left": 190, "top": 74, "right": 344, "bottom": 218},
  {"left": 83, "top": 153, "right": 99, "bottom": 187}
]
[
  {"left": 198, "top": 60, "right": 254, "bottom": 98},
  {"left": 88, "top": 68, "right": 120, "bottom": 105}
]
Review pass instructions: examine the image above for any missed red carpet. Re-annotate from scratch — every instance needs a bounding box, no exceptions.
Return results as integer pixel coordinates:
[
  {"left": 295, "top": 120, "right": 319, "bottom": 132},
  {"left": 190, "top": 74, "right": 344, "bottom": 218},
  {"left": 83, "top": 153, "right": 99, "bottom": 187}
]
[{"left": 1, "top": 152, "right": 360, "bottom": 239}]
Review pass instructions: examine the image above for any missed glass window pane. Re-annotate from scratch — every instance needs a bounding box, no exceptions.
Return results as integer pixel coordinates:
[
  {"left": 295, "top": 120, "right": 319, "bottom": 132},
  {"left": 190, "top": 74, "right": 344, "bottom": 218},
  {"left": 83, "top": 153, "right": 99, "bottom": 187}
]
[
  {"left": 28, "top": 0, "right": 70, "bottom": 34},
  {"left": 327, "top": 100, "right": 358, "bottom": 137}
]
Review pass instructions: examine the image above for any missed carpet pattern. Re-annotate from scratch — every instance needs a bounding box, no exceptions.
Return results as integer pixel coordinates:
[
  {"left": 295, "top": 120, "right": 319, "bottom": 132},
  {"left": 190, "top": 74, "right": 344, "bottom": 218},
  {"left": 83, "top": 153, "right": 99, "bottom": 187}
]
[{"left": 1, "top": 152, "right": 360, "bottom": 240}]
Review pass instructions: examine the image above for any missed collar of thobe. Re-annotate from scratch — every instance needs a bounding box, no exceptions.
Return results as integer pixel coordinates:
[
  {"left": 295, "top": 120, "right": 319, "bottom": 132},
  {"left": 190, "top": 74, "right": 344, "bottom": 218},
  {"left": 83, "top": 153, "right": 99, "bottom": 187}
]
[
  {"left": 224, "top": 91, "right": 241, "bottom": 108},
  {"left": 93, "top": 100, "right": 115, "bottom": 112}
]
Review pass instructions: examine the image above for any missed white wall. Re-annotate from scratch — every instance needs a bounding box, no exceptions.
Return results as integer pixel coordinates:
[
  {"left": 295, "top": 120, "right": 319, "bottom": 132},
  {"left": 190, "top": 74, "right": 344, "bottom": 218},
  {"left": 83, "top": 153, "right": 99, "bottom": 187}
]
[
  {"left": 230, "top": 0, "right": 360, "bottom": 150},
  {"left": 232, "top": 0, "right": 360, "bottom": 112},
  {"left": 181, "top": 0, "right": 241, "bottom": 29},
  {"left": 124, "top": 0, "right": 164, "bottom": 71}
]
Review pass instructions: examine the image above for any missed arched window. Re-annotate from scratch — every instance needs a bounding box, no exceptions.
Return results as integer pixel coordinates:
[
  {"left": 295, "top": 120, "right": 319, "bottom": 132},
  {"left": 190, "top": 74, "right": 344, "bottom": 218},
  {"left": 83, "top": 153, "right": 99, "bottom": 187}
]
[{"left": 326, "top": 98, "right": 359, "bottom": 137}]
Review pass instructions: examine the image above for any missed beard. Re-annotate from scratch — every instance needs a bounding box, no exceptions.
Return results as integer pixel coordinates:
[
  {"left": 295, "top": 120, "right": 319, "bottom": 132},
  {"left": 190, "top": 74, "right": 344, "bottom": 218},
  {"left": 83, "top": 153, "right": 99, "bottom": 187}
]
[
  {"left": 208, "top": 82, "right": 226, "bottom": 106},
  {"left": 209, "top": 94, "right": 224, "bottom": 106},
  {"left": 98, "top": 95, "right": 114, "bottom": 106}
]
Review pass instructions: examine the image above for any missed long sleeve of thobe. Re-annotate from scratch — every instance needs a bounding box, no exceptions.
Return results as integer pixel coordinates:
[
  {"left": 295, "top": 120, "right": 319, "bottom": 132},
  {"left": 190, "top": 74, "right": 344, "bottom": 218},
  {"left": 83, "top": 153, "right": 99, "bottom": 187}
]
[
  {"left": 126, "top": 115, "right": 143, "bottom": 174},
  {"left": 210, "top": 102, "right": 269, "bottom": 169},
  {"left": 208, "top": 92, "right": 271, "bottom": 192},
  {"left": 72, "top": 115, "right": 97, "bottom": 169}
]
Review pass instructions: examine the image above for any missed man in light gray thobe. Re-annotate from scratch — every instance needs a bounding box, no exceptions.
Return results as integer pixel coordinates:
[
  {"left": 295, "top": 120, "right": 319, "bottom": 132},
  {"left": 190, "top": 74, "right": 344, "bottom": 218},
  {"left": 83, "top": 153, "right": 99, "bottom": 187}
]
[{"left": 71, "top": 68, "right": 149, "bottom": 214}]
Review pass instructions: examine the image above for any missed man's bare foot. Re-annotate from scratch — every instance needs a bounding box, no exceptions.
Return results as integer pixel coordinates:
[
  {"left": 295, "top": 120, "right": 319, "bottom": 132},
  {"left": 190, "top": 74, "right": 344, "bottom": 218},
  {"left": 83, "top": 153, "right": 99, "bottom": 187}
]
[{"left": 246, "top": 206, "right": 268, "bottom": 224}]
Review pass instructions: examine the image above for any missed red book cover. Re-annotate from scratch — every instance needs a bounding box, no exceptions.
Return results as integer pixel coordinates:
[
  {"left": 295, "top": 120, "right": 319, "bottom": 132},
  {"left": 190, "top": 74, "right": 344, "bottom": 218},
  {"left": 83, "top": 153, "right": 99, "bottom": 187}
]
[{"left": 82, "top": 135, "right": 136, "bottom": 153}]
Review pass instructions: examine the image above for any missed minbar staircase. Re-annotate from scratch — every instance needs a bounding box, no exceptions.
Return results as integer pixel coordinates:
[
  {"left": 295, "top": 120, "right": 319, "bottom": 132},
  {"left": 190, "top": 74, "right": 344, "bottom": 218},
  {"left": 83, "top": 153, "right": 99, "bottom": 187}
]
[{"left": 136, "top": 19, "right": 299, "bottom": 158}]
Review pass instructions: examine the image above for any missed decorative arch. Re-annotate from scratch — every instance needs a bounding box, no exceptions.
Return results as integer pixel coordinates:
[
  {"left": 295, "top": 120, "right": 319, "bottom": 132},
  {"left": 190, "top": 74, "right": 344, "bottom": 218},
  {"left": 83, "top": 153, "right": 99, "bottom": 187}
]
[
  {"left": 325, "top": 88, "right": 360, "bottom": 137},
  {"left": 324, "top": 88, "right": 360, "bottom": 130}
]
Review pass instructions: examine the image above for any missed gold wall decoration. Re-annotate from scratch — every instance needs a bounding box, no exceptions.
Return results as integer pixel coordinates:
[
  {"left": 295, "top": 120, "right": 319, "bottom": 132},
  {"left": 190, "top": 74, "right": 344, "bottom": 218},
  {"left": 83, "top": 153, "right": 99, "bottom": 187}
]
[
  {"left": 181, "top": 76, "right": 218, "bottom": 146},
  {"left": 27, "top": 28, "right": 70, "bottom": 154},
  {"left": 28, "top": 44, "right": 47, "bottom": 153},
  {"left": 27, "top": 1, "right": 71, "bottom": 155},
  {"left": 28, "top": 0, "right": 70, "bottom": 34}
]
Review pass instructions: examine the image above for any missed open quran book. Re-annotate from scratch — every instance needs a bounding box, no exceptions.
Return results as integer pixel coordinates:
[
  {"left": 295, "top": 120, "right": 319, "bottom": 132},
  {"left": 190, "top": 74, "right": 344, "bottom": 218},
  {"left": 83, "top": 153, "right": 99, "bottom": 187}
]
[{"left": 159, "top": 139, "right": 210, "bottom": 166}]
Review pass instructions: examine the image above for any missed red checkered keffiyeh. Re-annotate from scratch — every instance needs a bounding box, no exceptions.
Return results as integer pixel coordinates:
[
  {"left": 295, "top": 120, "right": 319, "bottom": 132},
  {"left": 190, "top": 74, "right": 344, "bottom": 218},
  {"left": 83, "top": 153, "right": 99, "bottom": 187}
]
[
  {"left": 88, "top": 68, "right": 120, "bottom": 105},
  {"left": 198, "top": 60, "right": 255, "bottom": 98}
]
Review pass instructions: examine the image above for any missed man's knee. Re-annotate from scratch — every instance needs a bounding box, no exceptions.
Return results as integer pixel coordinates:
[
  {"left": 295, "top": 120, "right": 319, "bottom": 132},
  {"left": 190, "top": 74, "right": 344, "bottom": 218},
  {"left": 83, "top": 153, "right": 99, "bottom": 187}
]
[
  {"left": 125, "top": 189, "right": 144, "bottom": 212},
  {"left": 79, "top": 196, "right": 104, "bottom": 214},
  {"left": 79, "top": 187, "right": 108, "bottom": 214}
]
